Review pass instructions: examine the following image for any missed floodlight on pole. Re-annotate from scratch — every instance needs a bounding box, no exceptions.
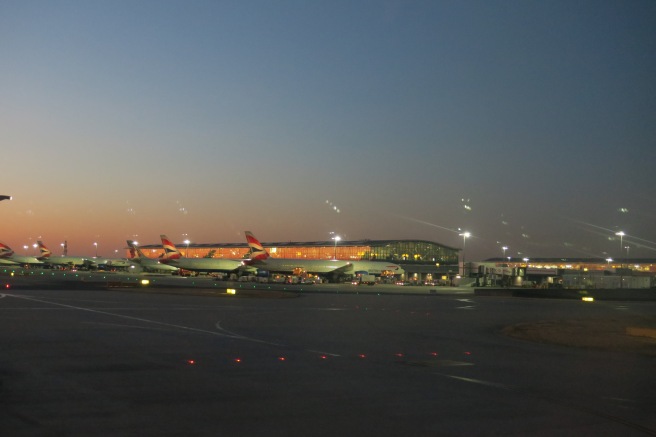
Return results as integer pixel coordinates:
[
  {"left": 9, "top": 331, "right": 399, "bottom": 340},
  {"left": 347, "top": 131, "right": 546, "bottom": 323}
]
[
  {"left": 615, "top": 231, "right": 625, "bottom": 252},
  {"left": 459, "top": 232, "right": 470, "bottom": 276},
  {"left": 616, "top": 231, "right": 625, "bottom": 288}
]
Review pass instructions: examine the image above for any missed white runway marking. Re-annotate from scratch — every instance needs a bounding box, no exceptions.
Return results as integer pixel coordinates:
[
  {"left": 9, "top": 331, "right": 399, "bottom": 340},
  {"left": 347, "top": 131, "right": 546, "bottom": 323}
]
[
  {"left": 5, "top": 292, "right": 342, "bottom": 355},
  {"left": 82, "top": 321, "right": 183, "bottom": 332},
  {"left": 214, "top": 321, "right": 285, "bottom": 346},
  {"left": 305, "top": 349, "right": 341, "bottom": 357},
  {"left": 455, "top": 298, "right": 476, "bottom": 309},
  {"left": 441, "top": 374, "right": 510, "bottom": 390},
  {"left": 6, "top": 293, "right": 240, "bottom": 340}
]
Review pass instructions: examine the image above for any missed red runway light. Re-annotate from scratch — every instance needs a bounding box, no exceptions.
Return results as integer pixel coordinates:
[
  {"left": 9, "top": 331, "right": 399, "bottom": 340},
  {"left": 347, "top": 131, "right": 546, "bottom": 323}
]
[
  {"left": 394, "top": 353, "right": 404, "bottom": 357},
  {"left": 234, "top": 358, "right": 242, "bottom": 363},
  {"left": 186, "top": 359, "right": 196, "bottom": 365},
  {"left": 278, "top": 356, "right": 286, "bottom": 361},
  {"left": 430, "top": 352, "right": 438, "bottom": 356},
  {"left": 358, "top": 354, "right": 366, "bottom": 359},
  {"left": 320, "top": 355, "right": 328, "bottom": 360},
  {"left": 464, "top": 351, "right": 472, "bottom": 355}
]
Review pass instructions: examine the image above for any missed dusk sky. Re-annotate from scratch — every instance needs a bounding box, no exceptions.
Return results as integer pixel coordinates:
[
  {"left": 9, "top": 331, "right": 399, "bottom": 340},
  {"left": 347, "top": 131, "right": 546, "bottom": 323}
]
[{"left": 2, "top": 0, "right": 655, "bottom": 261}]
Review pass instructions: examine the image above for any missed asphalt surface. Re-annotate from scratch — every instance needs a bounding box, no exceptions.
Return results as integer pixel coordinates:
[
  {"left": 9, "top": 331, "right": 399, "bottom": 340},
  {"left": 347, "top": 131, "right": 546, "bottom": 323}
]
[{"left": 1, "top": 277, "right": 655, "bottom": 436}]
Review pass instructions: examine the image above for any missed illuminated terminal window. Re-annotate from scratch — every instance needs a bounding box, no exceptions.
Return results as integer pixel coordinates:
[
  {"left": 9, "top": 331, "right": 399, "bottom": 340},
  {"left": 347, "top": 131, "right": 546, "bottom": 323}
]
[{"left": 136, "top": 239, "right": 459, "bottom": 265}]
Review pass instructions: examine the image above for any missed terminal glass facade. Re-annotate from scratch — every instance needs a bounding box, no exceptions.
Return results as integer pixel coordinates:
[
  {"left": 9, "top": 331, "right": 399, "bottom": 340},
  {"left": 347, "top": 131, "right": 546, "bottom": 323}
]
[
  {"left": 136, "top": 239, "right": 459, "bottom": 266},
  {"left": 332, "top": 240, "right": 458, "bottom": 265}
]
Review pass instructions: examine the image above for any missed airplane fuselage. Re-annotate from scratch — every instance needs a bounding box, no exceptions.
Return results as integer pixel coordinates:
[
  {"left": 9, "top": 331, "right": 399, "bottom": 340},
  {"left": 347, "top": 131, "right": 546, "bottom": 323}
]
[
  {"left": 346, "top": 260, "right": 405, "bottom": 275},
  {"left": 85, "top": 257, "right": 132, "bottom": 268},
  {"left": 249, "top": 258, "right": 351, "bottom": 274},
  {"left": 42, "top": 256, "right": 88, "bottom": 267},
  {"left": 164, "top": 258, "right": 244, "bottom": 273},
  {"left": 131, "top": 258, "right": 179, "bottom": 272},
  {"left": 2, "top": 255, "right": 43, "bottom": 265}
]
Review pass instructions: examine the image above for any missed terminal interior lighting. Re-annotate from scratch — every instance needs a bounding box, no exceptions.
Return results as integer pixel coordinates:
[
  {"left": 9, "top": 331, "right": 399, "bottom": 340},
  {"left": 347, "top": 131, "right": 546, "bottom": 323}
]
[{"left": 332, "top": 235, "right": 341, "bottom": 260}]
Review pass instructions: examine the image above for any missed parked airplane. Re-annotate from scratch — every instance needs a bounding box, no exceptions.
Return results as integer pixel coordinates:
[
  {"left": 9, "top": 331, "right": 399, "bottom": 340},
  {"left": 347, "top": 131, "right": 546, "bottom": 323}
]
[
  {"left": 37, "top": 241, "right": 88, "bottom": 267},
  {"left": 126, "top": 240, "right": 179, "bottom": 273},
  {"left": 0, "top": 242, "right": 44, "bottom": 265},
  {"left": 244, "top": 231, "right": 353, "bottom": 274},
  {"left": 84, "top": 256, "right": 132, "bottom": 269},
  {"left": 245, "top": 231, "right": 404, "bottom": 278},
  {"left": 37, "top": 240, "right": 131, "bottom": 269},
  {"left": 158, "top": 235, "right": 246, "bottom": 273},
  {"left": 0, "top": 257, "right": 19, "bottom": 266}
]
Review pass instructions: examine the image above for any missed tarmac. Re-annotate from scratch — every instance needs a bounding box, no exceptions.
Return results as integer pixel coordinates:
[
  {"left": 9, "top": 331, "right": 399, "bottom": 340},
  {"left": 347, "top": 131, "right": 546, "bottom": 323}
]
[
  {"left": 3, "top": 268, "right": 656, "bottom": 354},
  {"left": 2, "top": 277, "right": 655, "bottom": 435}
]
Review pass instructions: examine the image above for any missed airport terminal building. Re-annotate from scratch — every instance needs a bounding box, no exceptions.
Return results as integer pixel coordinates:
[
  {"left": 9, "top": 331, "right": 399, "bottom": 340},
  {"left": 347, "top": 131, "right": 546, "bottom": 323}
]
[
  {"left": 138, "top": 238, "right": 461, "bottom": 282},
  {"left": 135, "top": 240, "right": 656, "bottom": 287}
]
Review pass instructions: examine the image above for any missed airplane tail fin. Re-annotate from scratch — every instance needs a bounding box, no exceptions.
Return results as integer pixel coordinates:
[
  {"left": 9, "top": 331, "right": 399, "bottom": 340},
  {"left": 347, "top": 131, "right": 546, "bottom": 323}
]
[
  {"left": 37, "top": 240, "right": 52, "bottom": 259},
  {"left": 0, "top": 242, "right": 15, "bottom": 258},
  {"left": 245, "top": 231, "right": 269, "bottom": 261},
  {"left": 160, "top": 234, "right": 182, "bottom": 260}
]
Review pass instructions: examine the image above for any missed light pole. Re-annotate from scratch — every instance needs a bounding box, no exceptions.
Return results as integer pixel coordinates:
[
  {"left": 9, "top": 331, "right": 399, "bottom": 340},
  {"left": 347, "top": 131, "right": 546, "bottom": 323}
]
[
  {"left": 606, "top": 258, "right": 612, "bottom": 269},
  {"left": 625, "top": 245, "right": 630, "bottom": 267},
  {"left": 93, "top": 242, "right": 98, "bottom": 257},
  {"left": 616, "top": 231, "right": 625, "bottom": 288},
  {"left": 459, "top": 232, "right": 470, "bottom": 277},
  {"left": 615, "top": 231, "right": 625, "bottom": 265},
  {"left": 332, "top": 235, "right": 341, "bottom": 260},
  {"left": 502, "top": 246, "right": 508, "bottom": 261}
]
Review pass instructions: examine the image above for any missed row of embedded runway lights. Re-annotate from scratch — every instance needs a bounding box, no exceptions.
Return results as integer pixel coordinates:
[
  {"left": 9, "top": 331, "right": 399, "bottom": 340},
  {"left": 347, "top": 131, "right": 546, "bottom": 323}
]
[{"left": 183, "top": 351, "right": 474, "bottom": 366}]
